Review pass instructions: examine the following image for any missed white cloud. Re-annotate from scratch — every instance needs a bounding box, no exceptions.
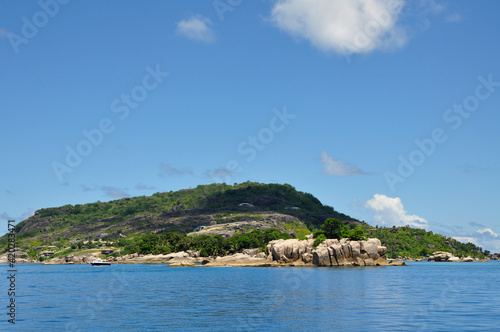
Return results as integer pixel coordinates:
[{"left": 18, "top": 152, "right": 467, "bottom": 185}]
[
  {"left": 453, "top": 236, "right": 477, "bottom": 244},
  {"left": 365, "top": 194, "right": 428, "bottom": 227},
  {"left": 270, "top": 0, "right": 407, "bottom": 54},
  {"left": 453, "top": 228, "right": 500, "bottom": 252},
  {"left": 320, "top": 151, "right": 366, "bottom": 176},
  {"left": 159, "top": 163, "right": 194, "bottom": 177},
  {"left": 176, "top": 15, "right": 215, "bottom": 43},
  {"left": 476, "top": 228, "right": 499, "bottom": 239}
]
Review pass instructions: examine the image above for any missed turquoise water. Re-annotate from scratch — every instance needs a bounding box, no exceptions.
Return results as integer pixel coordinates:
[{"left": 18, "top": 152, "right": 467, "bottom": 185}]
[{"left": 2, "top": 261, "right": 499, "bottom": 331}]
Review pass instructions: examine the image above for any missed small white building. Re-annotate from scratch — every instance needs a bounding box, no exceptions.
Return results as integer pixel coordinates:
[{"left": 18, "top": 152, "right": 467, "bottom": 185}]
[
  {"left": 238, "top": 203, "right": 254, "bottom": 207},
  {"left": 193, "top": 226, "right": 207, "bottom": 232}
]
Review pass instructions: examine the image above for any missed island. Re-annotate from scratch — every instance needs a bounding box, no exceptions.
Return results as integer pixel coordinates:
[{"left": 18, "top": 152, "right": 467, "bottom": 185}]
[{"left": 0, "top": 182, "right": 495, "bottom": 266}]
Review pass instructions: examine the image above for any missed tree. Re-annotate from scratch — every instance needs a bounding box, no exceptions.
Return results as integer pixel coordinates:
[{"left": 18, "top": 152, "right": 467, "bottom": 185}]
[
  {"left": 314, "top": 233, "right": 327, "bottom": 247},
  {"left": 348, "top": 226, "right": 367, "bottom": 241},
  {"left": 321, "top": 218, "right": 349, "bottom": 239}
]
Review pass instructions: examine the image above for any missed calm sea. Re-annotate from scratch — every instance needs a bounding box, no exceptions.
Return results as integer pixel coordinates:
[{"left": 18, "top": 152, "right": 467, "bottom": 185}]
[{"left": 2, "top": 261, "right": 499, "bottom": 331}]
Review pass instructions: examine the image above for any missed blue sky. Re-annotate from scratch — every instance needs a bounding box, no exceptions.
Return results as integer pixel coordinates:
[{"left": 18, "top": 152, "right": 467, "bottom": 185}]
[{"left": 1, "top": 0, "right": 499, "bottom": 251}]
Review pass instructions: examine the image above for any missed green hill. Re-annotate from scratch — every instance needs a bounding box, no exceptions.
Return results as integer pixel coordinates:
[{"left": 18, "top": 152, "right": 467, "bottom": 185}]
[
  {"left": 1, "top": 182, "right": 352, "bottom": 256},
  {"left": 0, "top": 181, "right": 488, "bottom": 260}
]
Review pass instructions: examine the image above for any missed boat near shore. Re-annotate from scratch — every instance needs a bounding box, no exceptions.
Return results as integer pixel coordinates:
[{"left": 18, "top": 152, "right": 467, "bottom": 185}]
[{"left": 90, "top": 258, "right": 111, "bottom": 266}]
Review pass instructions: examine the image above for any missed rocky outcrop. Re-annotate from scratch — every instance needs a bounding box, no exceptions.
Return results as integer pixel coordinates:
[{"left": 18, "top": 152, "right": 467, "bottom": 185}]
[
  {"left": 167, "top": 260, "right": 196, "bottom": 267},
  {"left": 388, "top": 260, "right": 407, "bottom": 266},
  {"left": 187, "top": 215, "right": 306, "bottom": 238},
  {"left": 0, "top": 249, "right": 34, "bottom": 264},
  {"left": 266, "top": 238, "right": 389, "bottom": 267},
  {"left": 36, "top": 238, "right": 394, "bottom": 267},
  {"left": 267, "top": 238, "right": 315, "bottom": 262},
  {"left": 203, "top": 252, "right": 276, "bottom": 267},
  {"left": 428, "top": 251, "right": 454, "bottom": 262},
  {"left": 113, "top": 251, "right": 200, "bottom": 264},
  {"left": 312, "top": 238, "right": 388, "bottom": 267},
  {"left": 427, "top": 251, "right": 477, "bottom": 262},
  {"left": 42, "top": 252, "right": 99, "bottom": 265}
]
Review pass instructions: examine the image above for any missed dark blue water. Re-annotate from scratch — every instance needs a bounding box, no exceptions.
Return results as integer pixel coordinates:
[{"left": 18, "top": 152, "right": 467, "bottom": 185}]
[{"left": 1, "top": 261, "right": 499, "bottom": 331}]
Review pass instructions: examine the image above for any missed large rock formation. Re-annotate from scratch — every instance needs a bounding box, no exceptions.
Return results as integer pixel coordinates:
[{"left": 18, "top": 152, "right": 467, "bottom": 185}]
[
  {"left": 43, "top": 253, "right": 99, "bottom": 265},
  {"left": 267, "top": 238, "right": 388, "bottom": 267},
  {"left": 267, "top": 238, "right": 315, "bottom": 263},
  {"left": 312, "top": 238, "right": 388, "bottom": 267},
  {"left": 0, "top": 249, "right": 34, "bottom": 264},
  {"left": 428, "top": 251, "right": 454, "bottom": 262},
  {"left": 113, "top": 251, "right": 200, "bottom": 264},
  {"left": 203, "top": 251, "right": 275, "bottom": 267},
  {"left": 428, "top": 251, "right": 477, "bottom": 262}
]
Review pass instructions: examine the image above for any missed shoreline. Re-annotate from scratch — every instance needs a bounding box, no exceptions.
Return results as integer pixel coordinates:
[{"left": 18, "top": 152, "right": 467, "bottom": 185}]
[{"left": 1, "top": 240, "right": 493, "bottom": 266}]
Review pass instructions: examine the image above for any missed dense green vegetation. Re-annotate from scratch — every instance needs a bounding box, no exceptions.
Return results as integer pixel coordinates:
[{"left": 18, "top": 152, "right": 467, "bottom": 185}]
[
  {"left": 0, "top": 181, "right": 490, "bottom": 260},
  {"left": 113, "top": 228, "right": 291, "bottom": 257},
  {"left": 5, "top": 182, "right": 350, "bottom": 243},
  {"left": 366, "top": 226, "right": 486, "bottom": 258},
  {"left": 310, "top": 218, "right": 367, "bottom": 247}
]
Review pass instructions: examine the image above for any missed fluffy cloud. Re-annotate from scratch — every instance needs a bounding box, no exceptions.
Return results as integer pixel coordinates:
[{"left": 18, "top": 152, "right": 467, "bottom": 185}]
[
  {"left": 454, "top": 228, "right": 500, "bottom": 252},
  {"left": 176, "top": 15, "right": 215, "bottom": 43},
  {"left": 159, "top": 163, "right": 194, "bottom": 177},
  {"left": 476, "top": 228, "right": 499, "bottom": 239},
  {"left": 270, "top": 0, "right": 406, "bottom": 54},
  {"left": 320, "top": 151, "right": 366, "bottom": 176},
  {"left": 365, "top": 194, "right": 428, "bottom": 227}
]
